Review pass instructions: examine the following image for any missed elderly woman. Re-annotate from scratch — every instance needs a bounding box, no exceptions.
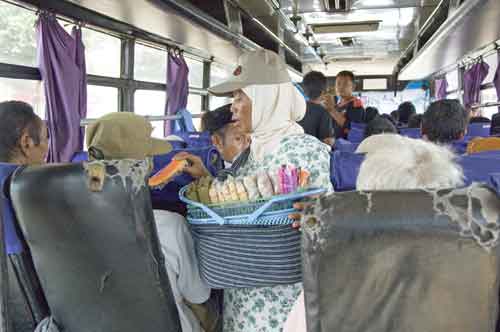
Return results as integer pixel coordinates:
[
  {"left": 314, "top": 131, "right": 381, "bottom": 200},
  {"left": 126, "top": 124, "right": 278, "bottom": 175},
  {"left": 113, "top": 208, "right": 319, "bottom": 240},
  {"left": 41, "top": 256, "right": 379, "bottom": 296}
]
[
  {"left": 283, "top": 134, "right": 464, "bottom": 332},
  {"left": 203, "top": 49, "right": 332, "bottom": 331}
]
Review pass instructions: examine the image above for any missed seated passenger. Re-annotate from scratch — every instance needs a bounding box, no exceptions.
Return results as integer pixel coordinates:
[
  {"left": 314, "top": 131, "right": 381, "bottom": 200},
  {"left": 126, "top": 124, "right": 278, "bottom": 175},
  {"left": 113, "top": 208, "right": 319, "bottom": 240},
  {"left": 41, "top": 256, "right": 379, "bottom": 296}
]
[
  {"left": 363, "top": 116, "right": 397, "bottom": 139},
  {"left": 85, "top": 113, "right": 217, "bottom": 332},
  {"left": 296, "top": 71, "right": 335, "bottom": 146},
  {"left": 408, "top": 113, "right": 423, "bottom": 128},
  {"left": 390, "top": 110, "right": 400, "bottom": 124},
  {"left": 284, "top": 134, "right": 464, "bottom": 332},
  {"left": 492, "top": 111, "right": 500, "bottom": 136},
  {"left": 0, "top": 101, "right": 48, "bottom": 165},
  {"left": 200, "top": 104, "right": 251, "bottom": 168},
  {"left": 468, "top": 107, "right": 491, "bottom": 124},
  {"left": 364, "top": 106, "right": 379, "bottom": 123},
  {"left": 397, "top": 101, "right": 416, "bottom": 126},
  {"left": 207, "top": 48, "right": 332, "bottom": 332},
  {"left": 421, "top": 99, "right": 468, "bottom": 144},
  {"left": 321, "top": 70, "right": 365, "bottom": 139}
]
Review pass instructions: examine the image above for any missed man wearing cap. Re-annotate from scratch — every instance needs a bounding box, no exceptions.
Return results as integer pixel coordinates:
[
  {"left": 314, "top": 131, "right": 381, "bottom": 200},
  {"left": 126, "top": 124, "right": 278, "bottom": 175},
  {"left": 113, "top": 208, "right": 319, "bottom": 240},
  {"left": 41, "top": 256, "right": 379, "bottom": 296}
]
[{"left": 86, "top": 112, "right": 218, "bottom": 332}]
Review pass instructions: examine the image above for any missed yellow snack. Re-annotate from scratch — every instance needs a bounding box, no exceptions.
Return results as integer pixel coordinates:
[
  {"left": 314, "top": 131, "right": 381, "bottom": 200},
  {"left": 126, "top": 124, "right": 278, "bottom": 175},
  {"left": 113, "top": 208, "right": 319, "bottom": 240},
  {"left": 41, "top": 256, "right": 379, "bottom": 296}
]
[
  {"left": 197, "top": 176, "right": 212, "bottom": 204},
  {"left": 235, "top": 180, "right": 249, "bottom": 201},
  {"left": 186, "top": 182, "right": 199, "bottom": 202},
  {"left": 243, "top": 175, "right": 260, "bottom": 200},
  {"left": 226, "top": 176, "right": 240, "bottom": 202},
  {"left": 209, "top": 180, "right": 220, "bottom": 204}
]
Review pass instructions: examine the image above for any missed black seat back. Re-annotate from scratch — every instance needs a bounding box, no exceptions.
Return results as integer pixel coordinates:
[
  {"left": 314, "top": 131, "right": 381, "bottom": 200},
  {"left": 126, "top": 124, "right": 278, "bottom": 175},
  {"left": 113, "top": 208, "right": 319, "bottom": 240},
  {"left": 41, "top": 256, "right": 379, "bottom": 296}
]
[
  {"left": 302, "top": 185, "right": 500, "bottom": 332},
  {"left": 9, "top": 160, "right": 181, "bottom": 332}
]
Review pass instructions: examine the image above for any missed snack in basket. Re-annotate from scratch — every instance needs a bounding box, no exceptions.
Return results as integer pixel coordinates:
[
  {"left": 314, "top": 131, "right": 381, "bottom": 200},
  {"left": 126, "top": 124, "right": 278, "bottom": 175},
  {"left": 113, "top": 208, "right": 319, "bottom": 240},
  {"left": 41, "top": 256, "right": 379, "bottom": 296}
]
[
  {"left": 235, "top": 180, "right": 249, "bottom": 201},
  {"left": 268, "top": 169, "right": 281, "bottom": 195},
  {"left": 196, "top": 176, "right": 212, "bottom": 205},
  {"left": 216, "top": 181, "right": 226, "bottom": 203},
  {"left": 279, "top": 165, "right": 298, "bottom": 194},
  {"left": 298, "top": 168, "right": 310, "bottom": 188},
  {"left": 208, "top": 180, "right": 220, "bottom": 204},
  {"left": 222, "top": 180, "right": 233, "bottom": 202},
  {"left": 186, "top": 183, "right": 199, "bottom": 202},
  {"left": 257, "top": 172, "right": 275, "bottom": 198},
  {"left": 149, "top": 159, "right": 188, "bottom": 187},
  {"left": 243, "top": 175, "right": 260, "bottom": 200},
  {"left": 226, "top": 176, "right": 240, "bottom": 202}
]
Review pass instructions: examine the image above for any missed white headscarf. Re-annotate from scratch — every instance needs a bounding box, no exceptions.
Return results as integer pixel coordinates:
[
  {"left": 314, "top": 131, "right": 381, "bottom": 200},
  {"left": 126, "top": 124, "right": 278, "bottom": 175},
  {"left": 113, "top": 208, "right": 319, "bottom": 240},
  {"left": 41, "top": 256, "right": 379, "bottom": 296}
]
[{"left": 242, "top": 82, "right": 306, "bottom": 161}]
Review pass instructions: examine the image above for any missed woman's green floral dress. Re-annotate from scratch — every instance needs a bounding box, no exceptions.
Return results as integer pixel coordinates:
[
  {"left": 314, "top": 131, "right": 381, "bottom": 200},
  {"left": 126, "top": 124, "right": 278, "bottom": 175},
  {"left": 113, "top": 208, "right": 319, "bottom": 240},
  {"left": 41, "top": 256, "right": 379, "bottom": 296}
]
[{"left": 224, "top": 134, "right": 333, "bottom": 332}]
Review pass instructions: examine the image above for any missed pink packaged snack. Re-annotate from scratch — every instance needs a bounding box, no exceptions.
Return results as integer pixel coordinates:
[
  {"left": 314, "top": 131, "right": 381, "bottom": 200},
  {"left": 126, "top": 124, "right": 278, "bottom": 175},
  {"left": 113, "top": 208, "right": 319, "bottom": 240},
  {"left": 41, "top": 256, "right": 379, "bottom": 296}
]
[{"left": 279, "top": 165, "right": 298, "bottom": 194}]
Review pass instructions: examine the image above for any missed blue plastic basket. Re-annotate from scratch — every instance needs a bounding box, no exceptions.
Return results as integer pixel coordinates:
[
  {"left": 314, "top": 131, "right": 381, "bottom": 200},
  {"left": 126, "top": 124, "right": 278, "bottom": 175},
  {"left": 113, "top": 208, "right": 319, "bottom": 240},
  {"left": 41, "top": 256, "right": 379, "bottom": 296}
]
[
  {"left": 179, "top": 186, "right": 326, "bottom": 226},
  {"left": 179, "top": 186, "right": 326, "bottom": 288}
]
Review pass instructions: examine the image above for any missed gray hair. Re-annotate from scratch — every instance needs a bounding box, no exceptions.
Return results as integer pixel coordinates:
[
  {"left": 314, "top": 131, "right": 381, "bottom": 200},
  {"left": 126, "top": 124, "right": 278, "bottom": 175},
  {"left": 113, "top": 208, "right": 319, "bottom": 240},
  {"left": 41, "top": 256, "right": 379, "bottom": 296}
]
[{"left": 356, "top": 134, "right": 464, "bottom": 190}]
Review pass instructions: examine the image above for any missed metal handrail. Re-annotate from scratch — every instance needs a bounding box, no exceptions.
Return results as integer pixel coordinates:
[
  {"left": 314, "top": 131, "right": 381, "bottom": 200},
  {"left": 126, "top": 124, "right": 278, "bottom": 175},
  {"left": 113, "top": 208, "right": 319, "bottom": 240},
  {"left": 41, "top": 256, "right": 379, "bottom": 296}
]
[{"left": 80, "top": 113, "right": 204, "bottom": 126}]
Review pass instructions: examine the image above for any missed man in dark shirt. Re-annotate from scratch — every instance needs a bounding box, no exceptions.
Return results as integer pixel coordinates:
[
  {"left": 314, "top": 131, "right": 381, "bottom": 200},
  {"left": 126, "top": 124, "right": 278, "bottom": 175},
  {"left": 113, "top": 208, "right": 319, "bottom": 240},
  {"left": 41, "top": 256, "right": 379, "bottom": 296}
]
[
  {"left": 321, "top": 70, "right": 365, "bottom": 138},
  {"left": 468, "top": 107, "right": 491, "bottom": 124},
  {"left": 297, "top": 71, "right": 334, "bottom": 146}
]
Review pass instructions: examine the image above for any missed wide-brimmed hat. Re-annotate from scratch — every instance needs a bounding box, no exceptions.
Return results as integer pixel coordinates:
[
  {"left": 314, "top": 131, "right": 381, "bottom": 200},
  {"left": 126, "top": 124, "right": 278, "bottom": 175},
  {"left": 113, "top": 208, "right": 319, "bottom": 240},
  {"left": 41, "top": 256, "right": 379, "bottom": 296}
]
[
  {"left": 86, "top": 112, "right": 172, "bottom": 160},
  {"left": 208, "top": 49, "right": 291, "bottom": 97}
]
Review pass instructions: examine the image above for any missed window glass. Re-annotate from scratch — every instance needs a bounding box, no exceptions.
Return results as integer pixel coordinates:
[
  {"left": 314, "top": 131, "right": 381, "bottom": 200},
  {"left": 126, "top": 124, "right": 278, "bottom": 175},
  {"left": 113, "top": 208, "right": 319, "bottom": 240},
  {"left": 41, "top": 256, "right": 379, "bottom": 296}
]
[
  {"left": 135, "top": 43, "right": 167, "bottom": 83},
  {"left": 360, "top": 89, "right": 428, "bottom": 115},
  {"left": 483, "top": 53, "right": 498, "bottom": 84},
  {"left": 86, "top": 85, "right": 118, "bottom": 119},
  {"left": 0, "top": 1, "right": 38, "bottom": 66},
  {"left": 188, "top": 94, "right": 203, "bottom": 130},
  {"left": 185, "top": 57, "right": 204, "bottom": 88},
  {"left": 82, "top": 28, "right": 121, "bottom": 77},
  {"left": 0, "top": 78, "right": 45, "bottom": 118},
  {"left": 446, "top": 92, "right": 458, "bottom": 99},
  {"left": 134, "top": 90, "right": 166, "bottom": 138},
  {"left": 288, "top": 69, "right": 303, "bottom": 83},
  {"left": 446, "top": 70, "right": 459, "bottom": 92},
  {"left": 210, "top": 62, "right": 231, "bottom": 86},
  {"left": 479, "top": 88, "right": 498, "bottom": 119}
]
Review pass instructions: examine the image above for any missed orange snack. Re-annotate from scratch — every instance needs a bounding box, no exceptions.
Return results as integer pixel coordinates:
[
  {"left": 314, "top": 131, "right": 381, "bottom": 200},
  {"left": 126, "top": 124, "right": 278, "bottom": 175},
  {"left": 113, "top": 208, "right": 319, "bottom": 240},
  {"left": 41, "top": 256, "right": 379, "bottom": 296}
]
[{"left": 148, "top": 159, "right": 188, "bottom": 187}]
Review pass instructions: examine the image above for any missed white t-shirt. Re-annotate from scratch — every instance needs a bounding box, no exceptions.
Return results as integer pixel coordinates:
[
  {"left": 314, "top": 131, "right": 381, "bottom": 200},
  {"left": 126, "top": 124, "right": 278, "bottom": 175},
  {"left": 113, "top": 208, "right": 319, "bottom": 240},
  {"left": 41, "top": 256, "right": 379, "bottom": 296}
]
[{"left": 154, "top": 210, "right": 211, "bottom": 332}]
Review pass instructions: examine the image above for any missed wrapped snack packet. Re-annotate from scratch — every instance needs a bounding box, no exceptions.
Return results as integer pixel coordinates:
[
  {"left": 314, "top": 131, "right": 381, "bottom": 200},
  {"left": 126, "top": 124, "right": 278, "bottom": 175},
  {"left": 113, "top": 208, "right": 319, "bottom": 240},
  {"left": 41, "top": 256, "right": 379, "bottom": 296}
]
[
  {"left": 299, "top": 168, "right": 310, "bottom": 188},
  {"left": 197, "top": 176, "right": 212, "bottom": 204},
  {"left": 290, "top": 166, "right": 298, "bottom": 192},
  {"left": 279, "top": 165, "right": 299, "bottom": 194},
  {"left": 257, "top": 172, "right": 274, "bottom": 198},
  {"left": 222, "top": 181, "right": 233, "bottom": 202},
  {"left": 268, "top": 169, "right": 281, "bottom": 195},
  {"left": 186, "top": 182, "right": 199, "bottom": 202},
  {"left": 226, "top": 176, "right": 240, "bottom": 202},
  {"left": 209, "top": 180, "right": 220, "bottom": 204},
  {"left": 243, "top": 175, "right": 260, "bottom": 201},
  {"left": 235, "top": 180, "right": 249, "bottom": 201},
  {"left": 216, "top": 181, "right": 226, "bottom": 203}
]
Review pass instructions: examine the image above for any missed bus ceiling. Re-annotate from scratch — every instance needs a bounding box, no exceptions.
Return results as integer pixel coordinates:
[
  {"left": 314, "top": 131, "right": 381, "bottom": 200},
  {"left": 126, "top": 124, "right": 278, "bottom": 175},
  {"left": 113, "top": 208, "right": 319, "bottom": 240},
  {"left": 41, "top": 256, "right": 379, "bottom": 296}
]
[{"left": 16, "top": 0, "right": 500, "bottom": 80}]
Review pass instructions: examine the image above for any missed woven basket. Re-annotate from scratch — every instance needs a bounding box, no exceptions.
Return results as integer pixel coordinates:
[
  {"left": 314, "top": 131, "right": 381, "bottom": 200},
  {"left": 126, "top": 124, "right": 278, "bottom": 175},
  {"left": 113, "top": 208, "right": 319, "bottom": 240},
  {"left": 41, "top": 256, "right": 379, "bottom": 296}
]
[{"left": 179, "top": 186, "right": 325, "bottom": 288}]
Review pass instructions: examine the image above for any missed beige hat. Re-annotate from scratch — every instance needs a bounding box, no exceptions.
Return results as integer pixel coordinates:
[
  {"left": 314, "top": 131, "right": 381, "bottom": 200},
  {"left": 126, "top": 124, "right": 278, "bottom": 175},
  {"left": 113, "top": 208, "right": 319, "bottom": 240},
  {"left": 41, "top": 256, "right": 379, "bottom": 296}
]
[
  {"left": 86, "top": 112, "right": 172, "bottom": 160},
  {"left": 208, "top": 49, "right": 291, "bottom": 97}
]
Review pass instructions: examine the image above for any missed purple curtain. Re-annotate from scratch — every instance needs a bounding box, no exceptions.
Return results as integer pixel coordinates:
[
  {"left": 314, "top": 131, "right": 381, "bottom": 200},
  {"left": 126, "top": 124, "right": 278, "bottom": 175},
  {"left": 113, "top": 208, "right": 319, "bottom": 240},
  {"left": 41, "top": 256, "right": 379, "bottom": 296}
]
[
  {"left": 494, "top": 58, "right": 500, "bottom": 101},
  {"left": 37, "top": 14, "right": 87, "bottom": 163},
  {"left": 165, "top": 52, "right": 189, "bottom": 136},
  {"left": 434, "top": 78, "right": 448, "bottom": 100},
  {"left": 463, "top": 61, "right": 489, "bottom": 109}
]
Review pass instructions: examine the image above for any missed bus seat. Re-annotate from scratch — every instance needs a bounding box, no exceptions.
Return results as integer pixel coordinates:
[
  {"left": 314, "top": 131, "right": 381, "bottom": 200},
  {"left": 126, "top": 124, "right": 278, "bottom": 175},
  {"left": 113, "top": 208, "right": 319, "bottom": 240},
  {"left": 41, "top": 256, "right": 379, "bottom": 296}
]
[
  {"left": 70, "top": 151, "right": 88, "bottom": 163},
  {"left": 467, "top": 122, "right": 491, "bottom": 138},
  {"left": 151, "top": 147, "right": 222, "bottom": 213},
  {"left": 491, "top": 173, "right": 500, "bottom": 194},
  {"left": 8, "top": 161, "right": 181, "bottom": 332},
  {"left": 172, "top": 131, "right": 212, "bottom": 148},
  {"left": 399, "top": 127, "right": 421, "bottom": 139},
  {"left": 1, "top": 164, "right": 49, "bottom": 332},
  {"left": 330, "top": 150, "right": 500, "bottom": 192},
  {"left": 330, "top": 151, "right": 363, "bottom": 191},
  {"left": 467, "top": 137, "right": 500, "bottom": 154},
  {"left": 302, "top": 186, "right": 500, "bottom": 332},
  {"left": 347, "top": 123, "right": 366, "bottom": 143},
  {"left": 333, "top": 139, "right": 359, "bottom": 153}
]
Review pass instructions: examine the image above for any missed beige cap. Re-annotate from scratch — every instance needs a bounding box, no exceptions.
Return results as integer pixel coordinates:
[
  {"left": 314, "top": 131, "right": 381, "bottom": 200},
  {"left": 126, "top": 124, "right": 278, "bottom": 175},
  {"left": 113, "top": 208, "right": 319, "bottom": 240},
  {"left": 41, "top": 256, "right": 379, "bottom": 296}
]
[
  {"left": 209, "top": 49, "right": 291, "bottom": 96},
  {"left": 86, "top": 112, "right": 172, "bottom": 160}
]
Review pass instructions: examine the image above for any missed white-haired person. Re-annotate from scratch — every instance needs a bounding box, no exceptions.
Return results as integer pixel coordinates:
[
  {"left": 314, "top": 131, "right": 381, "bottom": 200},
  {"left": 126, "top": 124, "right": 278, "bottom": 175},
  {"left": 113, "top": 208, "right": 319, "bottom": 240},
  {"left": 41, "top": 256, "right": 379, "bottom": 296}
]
[{"left": 283, "top": 133, "right": 464, "bottom": 332}]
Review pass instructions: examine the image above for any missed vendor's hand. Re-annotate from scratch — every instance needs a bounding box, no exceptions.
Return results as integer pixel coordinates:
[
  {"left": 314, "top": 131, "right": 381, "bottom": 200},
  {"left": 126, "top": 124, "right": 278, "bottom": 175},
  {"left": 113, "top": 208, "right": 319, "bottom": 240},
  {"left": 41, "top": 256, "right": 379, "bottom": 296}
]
[
  {"left": 320, "top": 93, "right": 336, "bottom": 113},
  {"left": 173, "top": 152, "right": 210, "bottom": 178},
  {"left": 289, "top": 196, "right": 321, "bottom": 230}
]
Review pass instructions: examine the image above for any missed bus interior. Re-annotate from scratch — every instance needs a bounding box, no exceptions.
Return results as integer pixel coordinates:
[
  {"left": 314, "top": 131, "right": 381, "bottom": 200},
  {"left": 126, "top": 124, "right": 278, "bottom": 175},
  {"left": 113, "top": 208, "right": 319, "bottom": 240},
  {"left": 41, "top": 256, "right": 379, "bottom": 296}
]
[{"left": 1, "top": 0, "right": 500, "bottom": 331}]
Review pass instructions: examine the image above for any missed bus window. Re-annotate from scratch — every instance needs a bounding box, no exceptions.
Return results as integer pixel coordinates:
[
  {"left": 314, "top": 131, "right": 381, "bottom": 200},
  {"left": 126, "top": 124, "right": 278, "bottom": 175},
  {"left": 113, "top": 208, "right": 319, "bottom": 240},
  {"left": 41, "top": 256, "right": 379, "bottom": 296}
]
[
  {"left": 185, "top": 57, "right": 203, "bottom": 88},
  {"left": 0, "top": 1, "right": 37, "bottom": 67},
  {"left": 479, "top": 88, "right": 498, "bottom": 119},
  {"left": 82, "top": 28, "right": 121, "bottom": 78},
  {"left": 87, "top": 85, "right": 118, "bottom": 119},
  {"left": 134, "top": 90, "right": 166, "bottom": 138},
  {"left": 187, "top": 94, "right": 203, "bottom": 130},
  {"left": 135, "top": 43, "right": 167, "bottom": 84},
  {"left": 0, "top": 78, "right": 45, "bottom": 118}
]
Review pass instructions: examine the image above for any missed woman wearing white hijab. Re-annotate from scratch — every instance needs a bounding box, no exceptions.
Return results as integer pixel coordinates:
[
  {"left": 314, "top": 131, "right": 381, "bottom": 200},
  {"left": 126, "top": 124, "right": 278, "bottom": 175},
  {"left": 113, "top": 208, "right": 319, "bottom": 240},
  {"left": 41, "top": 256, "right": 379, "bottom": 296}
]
[{"left": 209, "top": 49, "right": 333, "bottom": 332}]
